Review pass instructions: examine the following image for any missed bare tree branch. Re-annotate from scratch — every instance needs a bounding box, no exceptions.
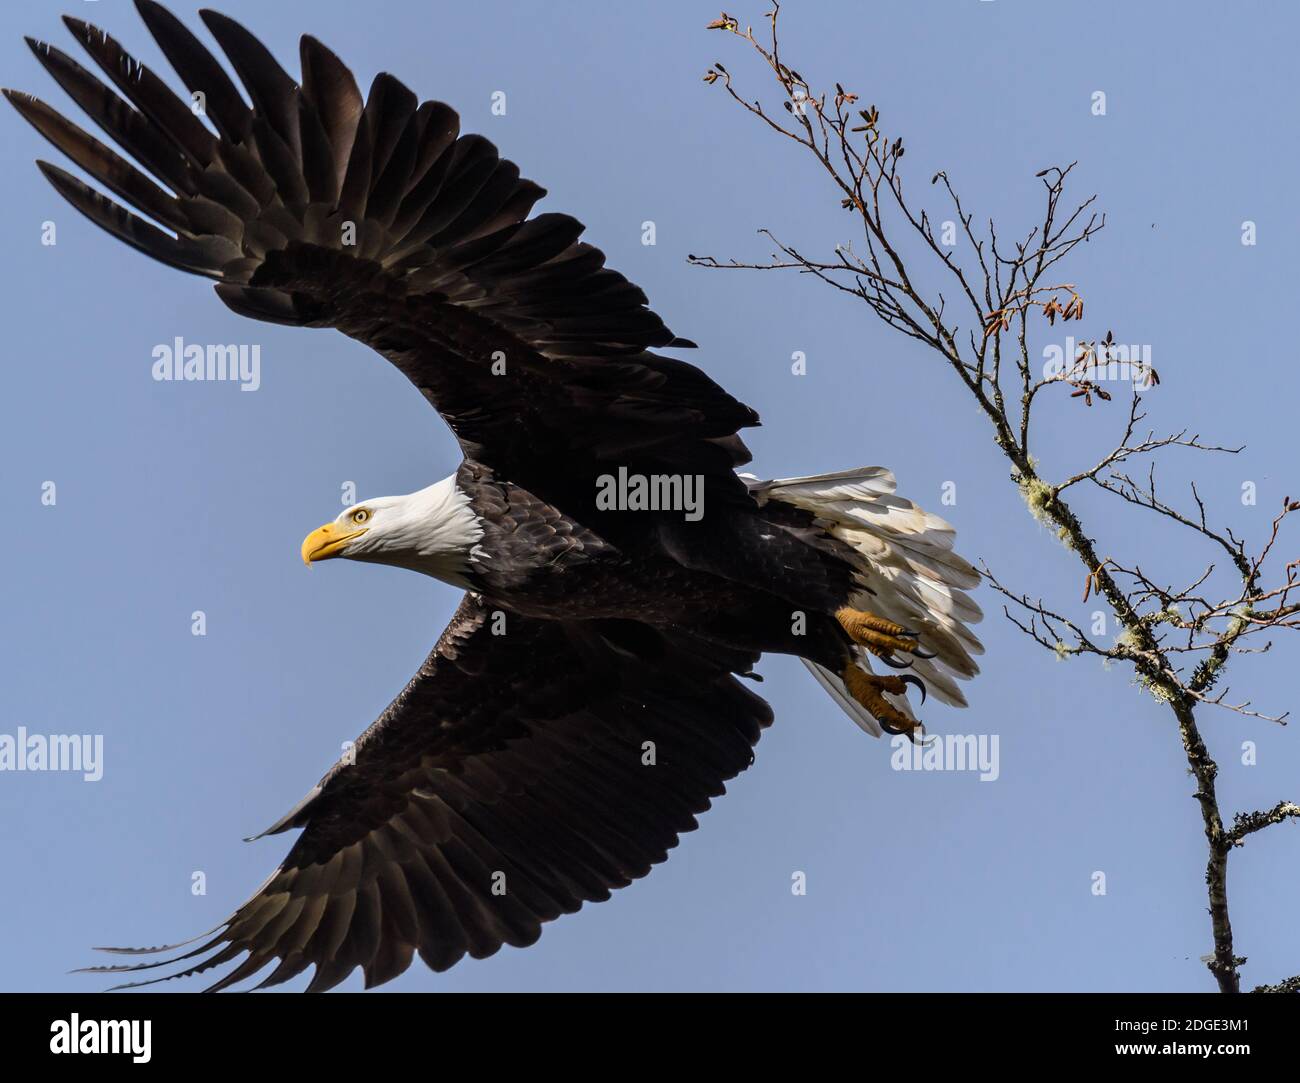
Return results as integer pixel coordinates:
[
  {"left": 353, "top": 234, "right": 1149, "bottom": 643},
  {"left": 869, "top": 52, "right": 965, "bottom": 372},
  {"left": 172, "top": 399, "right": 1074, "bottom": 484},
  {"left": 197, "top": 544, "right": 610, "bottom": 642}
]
[{"left": 697, "top": 4, "right": 1299, "bottom": 993}]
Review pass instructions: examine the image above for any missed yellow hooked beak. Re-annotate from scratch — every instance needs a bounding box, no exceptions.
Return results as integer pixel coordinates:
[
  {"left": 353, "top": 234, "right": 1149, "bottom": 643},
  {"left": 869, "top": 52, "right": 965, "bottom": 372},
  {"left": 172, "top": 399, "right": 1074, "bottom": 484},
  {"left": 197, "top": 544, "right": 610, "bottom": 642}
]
[{"left": 301, "top": 522, "right": 367, "bottom": 565}]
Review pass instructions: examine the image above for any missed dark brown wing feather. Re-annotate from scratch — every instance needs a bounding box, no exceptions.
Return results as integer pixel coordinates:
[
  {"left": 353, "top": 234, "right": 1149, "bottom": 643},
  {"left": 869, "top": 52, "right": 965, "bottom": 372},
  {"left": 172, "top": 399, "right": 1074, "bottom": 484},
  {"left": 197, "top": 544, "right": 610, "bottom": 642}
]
[
  {"left": 6, "top": 0, "right": 757, "bottom": 479},
  {"left": 9, "top": 3, "right": 778, "bottom": 992},
  {"left": 79, "top": 596, "right": 771, "bottom": 991}
]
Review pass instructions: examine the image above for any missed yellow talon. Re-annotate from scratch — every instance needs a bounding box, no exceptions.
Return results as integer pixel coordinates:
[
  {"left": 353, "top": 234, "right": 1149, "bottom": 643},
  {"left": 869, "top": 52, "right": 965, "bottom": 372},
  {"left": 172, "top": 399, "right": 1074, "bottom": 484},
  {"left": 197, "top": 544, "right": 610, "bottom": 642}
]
[
  {"left": 841, "top": 663, "right": 924, "bottom": 737},
  {"left": 835, "top": 607, "right": 920, "bottom": 658}
]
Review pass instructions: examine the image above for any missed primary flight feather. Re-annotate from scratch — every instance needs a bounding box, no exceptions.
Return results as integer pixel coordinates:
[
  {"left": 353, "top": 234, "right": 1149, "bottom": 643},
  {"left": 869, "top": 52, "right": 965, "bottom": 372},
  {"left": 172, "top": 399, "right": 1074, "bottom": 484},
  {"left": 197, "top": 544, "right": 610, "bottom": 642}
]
[{"left": 7, "top": 1, "right": 982, "bottom": 991}]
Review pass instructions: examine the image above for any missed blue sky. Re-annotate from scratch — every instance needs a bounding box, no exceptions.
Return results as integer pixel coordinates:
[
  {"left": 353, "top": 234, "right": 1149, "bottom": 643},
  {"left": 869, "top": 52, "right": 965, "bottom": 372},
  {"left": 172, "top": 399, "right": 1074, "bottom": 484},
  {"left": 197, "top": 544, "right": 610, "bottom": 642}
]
[{"left": 1, "top": 0, "right": 1297, "bottom": 992}]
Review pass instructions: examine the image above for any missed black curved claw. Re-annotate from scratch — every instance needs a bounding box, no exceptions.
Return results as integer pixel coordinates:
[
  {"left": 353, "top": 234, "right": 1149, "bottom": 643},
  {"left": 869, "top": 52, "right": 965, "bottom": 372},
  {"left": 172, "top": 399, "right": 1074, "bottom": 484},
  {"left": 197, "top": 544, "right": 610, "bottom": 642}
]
[
  {"left": 899, "top": 673, "right": 928, "bottom": 705},
  {"left": 877, "top": 652, "right": 913, "bottom": 670},
  {"left": 879, "top": 714, "right": 928, "bottom": 743},
  {"left": 911, "top": 646, "right": 937, "bottom": 660},
  {"left": 896, "top": 629, "right": 921, "bottom": 638}
]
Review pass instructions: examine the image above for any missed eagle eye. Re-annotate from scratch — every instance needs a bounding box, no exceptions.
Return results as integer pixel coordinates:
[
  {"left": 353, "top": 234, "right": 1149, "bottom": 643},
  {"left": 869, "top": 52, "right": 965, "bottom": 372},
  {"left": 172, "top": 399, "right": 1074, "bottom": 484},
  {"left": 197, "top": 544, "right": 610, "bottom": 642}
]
[{"left": 351, "top": 509, "right": 370, "bottom": 525}]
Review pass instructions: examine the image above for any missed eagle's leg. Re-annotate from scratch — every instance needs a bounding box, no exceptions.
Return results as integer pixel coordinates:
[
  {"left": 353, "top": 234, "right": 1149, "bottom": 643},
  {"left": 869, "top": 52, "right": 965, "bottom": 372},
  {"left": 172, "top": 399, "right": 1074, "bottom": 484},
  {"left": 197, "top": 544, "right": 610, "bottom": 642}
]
[
  {"left": 835, "top": 607, "right": 930, "bottom": 660},
  {"left": 841, "top": 664, "right": 924, "bottom": 737}
]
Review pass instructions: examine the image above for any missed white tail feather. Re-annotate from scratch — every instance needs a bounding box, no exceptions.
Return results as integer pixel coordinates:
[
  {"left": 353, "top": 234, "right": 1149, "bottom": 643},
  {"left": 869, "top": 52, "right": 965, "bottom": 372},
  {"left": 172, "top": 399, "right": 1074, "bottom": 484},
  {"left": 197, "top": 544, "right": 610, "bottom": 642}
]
[
  {"left": 748, "top": 466, "right": 982, "bottom": 733},
  {"left": 800, "top": 659, "right": 883, "bottom": 738}
]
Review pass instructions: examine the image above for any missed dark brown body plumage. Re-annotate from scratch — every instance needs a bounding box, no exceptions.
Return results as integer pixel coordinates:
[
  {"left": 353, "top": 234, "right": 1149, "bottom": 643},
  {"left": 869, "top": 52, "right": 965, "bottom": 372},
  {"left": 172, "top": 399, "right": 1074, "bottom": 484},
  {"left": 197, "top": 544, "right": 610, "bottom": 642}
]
[
  {"left": 456, "top": 458, "right": 856, "bottom": 668},
  {"left": 6, "top": 2, "right": 887, "bottom": 991}
]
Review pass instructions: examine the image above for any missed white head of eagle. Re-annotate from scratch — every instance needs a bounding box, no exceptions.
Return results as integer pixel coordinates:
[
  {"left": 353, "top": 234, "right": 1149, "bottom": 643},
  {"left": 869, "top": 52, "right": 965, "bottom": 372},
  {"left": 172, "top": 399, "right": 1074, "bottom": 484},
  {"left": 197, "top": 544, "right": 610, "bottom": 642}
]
[
  {"left": 4, "top": 0, "right": 987, "bottom": 993},
  {"left": 300, "top": 476, "right": 484, "bottom": 588}
]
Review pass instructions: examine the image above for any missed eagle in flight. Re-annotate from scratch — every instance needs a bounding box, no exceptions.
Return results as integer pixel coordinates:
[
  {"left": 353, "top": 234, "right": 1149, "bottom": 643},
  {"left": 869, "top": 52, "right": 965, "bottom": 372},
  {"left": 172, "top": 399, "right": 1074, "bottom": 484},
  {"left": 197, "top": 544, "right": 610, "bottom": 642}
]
[{"left": 7, "top": 2, "right": 982, "bottom": 991}]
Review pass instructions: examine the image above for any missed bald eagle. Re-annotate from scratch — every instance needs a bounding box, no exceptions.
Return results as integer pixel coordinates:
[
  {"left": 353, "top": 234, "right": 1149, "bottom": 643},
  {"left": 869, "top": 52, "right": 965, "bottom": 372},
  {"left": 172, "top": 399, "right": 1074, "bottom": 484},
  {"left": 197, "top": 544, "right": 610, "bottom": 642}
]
[{"left": 7, "top": 2, "right": 982, "bottom": 991}]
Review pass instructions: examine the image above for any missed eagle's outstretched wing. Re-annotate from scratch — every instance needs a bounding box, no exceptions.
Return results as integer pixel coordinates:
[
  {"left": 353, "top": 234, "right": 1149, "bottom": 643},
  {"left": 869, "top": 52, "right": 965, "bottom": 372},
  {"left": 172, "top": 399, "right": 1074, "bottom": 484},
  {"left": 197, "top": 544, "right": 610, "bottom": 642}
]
[
  {"left": 6, "top": 1, "right": 758, "bottom": 482},
  {"left": 80, "top": 595, "right": 771, "bottom": 991}
]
